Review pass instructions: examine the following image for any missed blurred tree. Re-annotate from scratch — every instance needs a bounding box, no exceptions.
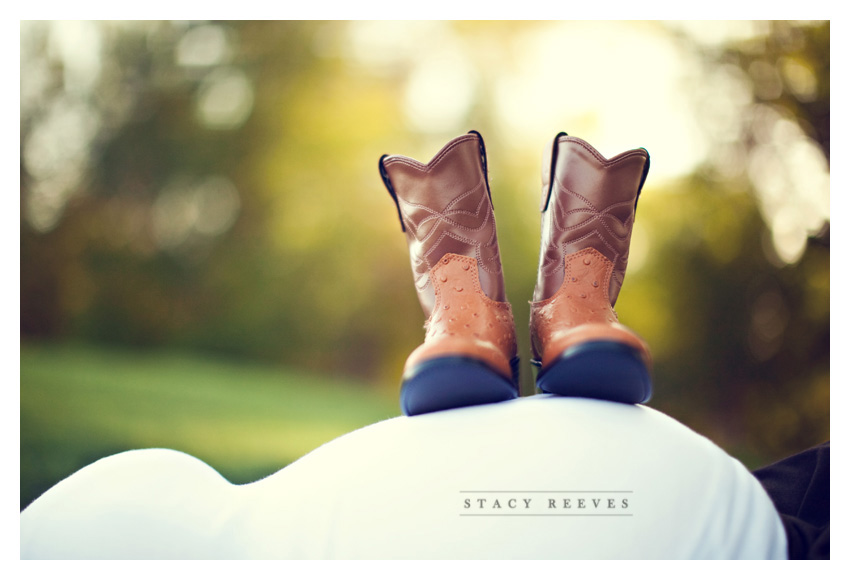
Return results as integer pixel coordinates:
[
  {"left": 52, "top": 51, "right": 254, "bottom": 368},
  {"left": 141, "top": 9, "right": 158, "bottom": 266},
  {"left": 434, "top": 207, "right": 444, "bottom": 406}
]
[
  {"left": 638, "top": 20, "right": 830, "bottom": 463},
  {"left": 669, "top": 20, "right": 829, "bottom": 264},
  {"left": 20, "top": 21, "right": 420, "bottom": 379},
  {"left": 617, "top": 175, "right": 829, "bottom": 465}
]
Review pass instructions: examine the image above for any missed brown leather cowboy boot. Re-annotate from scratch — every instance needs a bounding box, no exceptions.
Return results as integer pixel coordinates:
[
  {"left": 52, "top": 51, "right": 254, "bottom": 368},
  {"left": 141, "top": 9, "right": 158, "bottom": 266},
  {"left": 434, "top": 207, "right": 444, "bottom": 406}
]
[
  {"left": 529, "top": 132, "right": 652, "bottom": 403},
  {"left": 379, "top": 131, "right": 519, "bottom": 415}
]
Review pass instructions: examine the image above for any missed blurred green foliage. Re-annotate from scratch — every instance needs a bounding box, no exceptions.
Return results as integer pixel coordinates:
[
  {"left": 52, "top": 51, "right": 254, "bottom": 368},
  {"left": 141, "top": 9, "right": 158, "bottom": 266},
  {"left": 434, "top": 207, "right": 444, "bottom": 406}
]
[{"left": 20, "top": 21, "right": 829, "bottom": 506}]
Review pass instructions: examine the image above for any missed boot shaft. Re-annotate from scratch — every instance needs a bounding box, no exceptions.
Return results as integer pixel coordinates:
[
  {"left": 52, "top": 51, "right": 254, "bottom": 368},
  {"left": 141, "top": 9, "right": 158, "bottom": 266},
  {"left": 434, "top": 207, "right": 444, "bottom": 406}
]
[
  {"left": 380, "top": 132, "right": 506, "bottom": 316},
  {"left": 534, "top": 133, "right": 650, "bottom": 304}
]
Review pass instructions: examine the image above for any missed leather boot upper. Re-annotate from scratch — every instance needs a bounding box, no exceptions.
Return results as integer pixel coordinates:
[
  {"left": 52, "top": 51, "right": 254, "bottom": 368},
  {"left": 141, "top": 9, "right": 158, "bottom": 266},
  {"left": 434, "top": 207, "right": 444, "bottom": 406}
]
[
  {"left": 531, "top": 134, "right": 650, "bottom": 369},
  {"left": 533, "top": 134, "right": 649, "bottom": 304},
  {"left": 380, "top": 132, "right": 516, "bottom": 379},
  {"left": 380, "top": 132, "right": 506, "bottom": 317}
]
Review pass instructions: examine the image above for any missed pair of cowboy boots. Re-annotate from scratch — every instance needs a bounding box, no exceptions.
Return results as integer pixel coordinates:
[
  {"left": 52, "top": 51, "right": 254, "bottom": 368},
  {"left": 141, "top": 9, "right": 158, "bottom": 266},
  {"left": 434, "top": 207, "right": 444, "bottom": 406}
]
[{"left": 379, "top": 131, "right": 652, "bottom": 416}]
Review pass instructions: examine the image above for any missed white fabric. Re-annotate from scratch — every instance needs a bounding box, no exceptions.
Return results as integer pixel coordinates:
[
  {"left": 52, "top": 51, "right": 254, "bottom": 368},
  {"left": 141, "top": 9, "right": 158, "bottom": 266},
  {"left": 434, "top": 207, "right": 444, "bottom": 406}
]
[{"left": 20, "top": 395, "right": 787, "bottom": 559}]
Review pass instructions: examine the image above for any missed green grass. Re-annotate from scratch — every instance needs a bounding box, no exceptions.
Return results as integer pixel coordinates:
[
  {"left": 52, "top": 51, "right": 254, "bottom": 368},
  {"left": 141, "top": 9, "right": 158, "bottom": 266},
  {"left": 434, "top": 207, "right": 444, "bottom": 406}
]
[{"left": 20, "top": 343, "right": 401, "bottom": 510}]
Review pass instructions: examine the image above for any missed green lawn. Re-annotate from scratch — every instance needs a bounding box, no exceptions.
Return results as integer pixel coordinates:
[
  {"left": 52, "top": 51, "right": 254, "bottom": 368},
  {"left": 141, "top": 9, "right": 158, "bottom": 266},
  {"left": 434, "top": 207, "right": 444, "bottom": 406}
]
[{"left": 20, "top": 343, "right": 401, "bottom": 510}]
